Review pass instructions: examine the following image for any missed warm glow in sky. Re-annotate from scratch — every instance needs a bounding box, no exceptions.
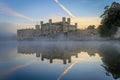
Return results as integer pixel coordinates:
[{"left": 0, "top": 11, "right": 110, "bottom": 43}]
[{"left": 0, "top": 0, "right": 120, "bottom": 36}]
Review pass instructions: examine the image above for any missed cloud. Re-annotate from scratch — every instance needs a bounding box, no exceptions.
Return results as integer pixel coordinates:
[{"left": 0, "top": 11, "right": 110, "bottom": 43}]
[
  {"left": 0, "top": 3, "right": 33, "bottom": 21},
  {"left": 54, "top": 0, "right": 75, "bottom": 18}
]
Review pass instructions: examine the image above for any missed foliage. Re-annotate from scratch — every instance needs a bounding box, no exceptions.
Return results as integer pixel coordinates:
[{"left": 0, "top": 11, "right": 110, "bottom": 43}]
[
  {"left": 87, "top": 25, "right": 96, "bottom": 30},
  {"left": 98, "top": 2, "right": 120, "bottom": 37}
]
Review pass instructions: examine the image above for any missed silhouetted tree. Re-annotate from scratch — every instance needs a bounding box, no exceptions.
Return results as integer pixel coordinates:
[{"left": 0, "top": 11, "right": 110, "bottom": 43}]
[
  {"left": 98, "top": 2, "right": 120, "bottom": 37},
  {"left": 87, "top": 25, "right": 96, "bottom": 30}
]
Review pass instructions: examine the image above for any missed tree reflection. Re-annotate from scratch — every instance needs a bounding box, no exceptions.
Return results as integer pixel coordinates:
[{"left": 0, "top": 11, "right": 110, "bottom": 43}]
[{"left": 99, "top": 44, "right": 120, "bottom": 79}]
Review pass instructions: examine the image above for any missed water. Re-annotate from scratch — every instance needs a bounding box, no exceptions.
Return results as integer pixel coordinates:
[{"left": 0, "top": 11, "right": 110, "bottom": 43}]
[{"left": 0, "top": 41, "right": 120, "bottom": 80}]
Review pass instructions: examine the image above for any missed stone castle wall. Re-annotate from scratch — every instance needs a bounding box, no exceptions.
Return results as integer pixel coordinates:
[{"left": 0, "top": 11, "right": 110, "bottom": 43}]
[{"left": 17, "top": 17, "right": 78, "bottom": 40}]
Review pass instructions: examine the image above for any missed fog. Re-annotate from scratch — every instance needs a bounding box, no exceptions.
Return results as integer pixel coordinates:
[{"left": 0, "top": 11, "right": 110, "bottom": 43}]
[
  {"left": 0, "top": 41, "right": 120, "bottom": 61},
  {"left": 0, "top": 22, "right": 17, "bottom": 40}
]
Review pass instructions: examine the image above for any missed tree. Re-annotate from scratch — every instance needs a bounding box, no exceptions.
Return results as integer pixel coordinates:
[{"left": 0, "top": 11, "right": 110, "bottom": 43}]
[
  {"left": 87, "top": 25, "right": 96, "bottom": 30},
  {"left": 98, "top": 2, "right": 120, "bottom": 37}
]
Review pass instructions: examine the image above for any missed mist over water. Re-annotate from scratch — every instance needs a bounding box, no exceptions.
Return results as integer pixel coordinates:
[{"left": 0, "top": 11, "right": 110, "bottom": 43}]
[
  {"left": 0, "top": 22, "right": 17, "bottom": 41},
  {"left": 0, "top": 41, "right": 120, "bottom": 80}
]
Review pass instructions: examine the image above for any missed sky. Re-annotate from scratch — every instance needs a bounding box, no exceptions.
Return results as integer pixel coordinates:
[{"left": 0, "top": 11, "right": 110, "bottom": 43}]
[{"left": 0, "top": 0, "right": 120, "bottom": 37}]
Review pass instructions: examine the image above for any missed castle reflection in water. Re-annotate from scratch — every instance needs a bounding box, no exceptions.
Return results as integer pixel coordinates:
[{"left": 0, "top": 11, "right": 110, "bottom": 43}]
[
  {"left": 17, "top": 42, "right": 120, "bottom": 79},
  {"left": 17, "top": 42, "right": 99, "bottom": 64}
]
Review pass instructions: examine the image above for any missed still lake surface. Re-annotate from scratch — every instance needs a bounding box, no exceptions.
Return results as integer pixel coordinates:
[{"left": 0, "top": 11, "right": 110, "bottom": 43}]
[{"left": 0, "top": 41, "right": 120, "bottom": 80}]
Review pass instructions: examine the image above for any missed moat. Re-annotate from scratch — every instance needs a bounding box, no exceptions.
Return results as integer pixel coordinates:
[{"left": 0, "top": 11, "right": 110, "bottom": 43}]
[{"left": 0, "top": 41, "right": 120, "bottom": 80}]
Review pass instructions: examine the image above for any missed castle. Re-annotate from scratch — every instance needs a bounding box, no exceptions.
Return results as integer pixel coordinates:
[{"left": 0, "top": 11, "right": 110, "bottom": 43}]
[{"left": 17, "top": 17, "right": 77, "bottom": 40}]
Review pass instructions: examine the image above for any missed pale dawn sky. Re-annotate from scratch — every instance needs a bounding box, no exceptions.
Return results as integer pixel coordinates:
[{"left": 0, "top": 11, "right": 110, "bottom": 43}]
[{"left": 0, "top": 0, "right": 120, "bottom": 36}]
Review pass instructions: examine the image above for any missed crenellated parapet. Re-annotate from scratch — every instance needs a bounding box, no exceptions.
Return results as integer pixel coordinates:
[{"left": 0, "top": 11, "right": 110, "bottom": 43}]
[{"left": 17, "top": 17, "right": 78, "bottom": 40}]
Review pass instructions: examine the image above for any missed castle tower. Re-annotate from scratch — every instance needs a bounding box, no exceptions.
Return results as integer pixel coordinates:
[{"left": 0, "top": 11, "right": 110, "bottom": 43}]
[
  {"left": 75, "top": 23, "right": 77, "bottom": 30},
  {"left": 67, "top": 18, "right": 70, "bottom": 25},
  {"left": 40, "top": 21, "right": 43, "bottom": 30},
  {"left": 62, "top": 17, "right": 66, "bottom": 26},
  {"left": 67, "top": 18, "right": 70, "bottom": 31},
  {"left": 40, "top": 21, "right": 43, "bottom": 26},
  {"left": 62, "top": 17, "right": 67, "bottom": 32},
  {"left": 49, "top": 19, "right": 52, "bottom": 26},
  {"left": 49, "top": 19, "right": 52, "bottom": 34}
]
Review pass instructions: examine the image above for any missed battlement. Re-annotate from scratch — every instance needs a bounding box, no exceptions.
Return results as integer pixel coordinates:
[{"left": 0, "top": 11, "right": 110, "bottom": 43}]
[{"left": 17, "top": 17, "right": 78, "bottom": 40}]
